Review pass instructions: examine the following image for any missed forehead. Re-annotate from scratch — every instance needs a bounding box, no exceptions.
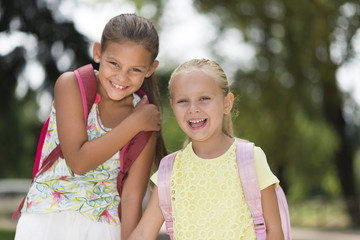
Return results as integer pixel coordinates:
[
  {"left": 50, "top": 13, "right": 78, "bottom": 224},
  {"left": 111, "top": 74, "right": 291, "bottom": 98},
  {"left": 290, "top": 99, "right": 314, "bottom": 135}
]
[
  {"left": 103, "top": 41, "right": 152, "bottom": 65},
  {"left": 171, "top": 69, "right": 221, "bottom": 95}
]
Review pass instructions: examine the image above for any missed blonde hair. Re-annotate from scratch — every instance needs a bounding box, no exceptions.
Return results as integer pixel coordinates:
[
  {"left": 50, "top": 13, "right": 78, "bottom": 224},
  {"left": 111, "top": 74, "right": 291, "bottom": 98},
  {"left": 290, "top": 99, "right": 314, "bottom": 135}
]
[{"left": 169, "top": 59, "right": 234, "bottom": 145}]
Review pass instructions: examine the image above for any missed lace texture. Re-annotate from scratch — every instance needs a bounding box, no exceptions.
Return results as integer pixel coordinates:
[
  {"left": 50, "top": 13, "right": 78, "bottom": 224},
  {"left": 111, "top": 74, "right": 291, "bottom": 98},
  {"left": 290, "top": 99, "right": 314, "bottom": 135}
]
[{"left": 170, "top": 141, "right": 256, "bottom": 240}]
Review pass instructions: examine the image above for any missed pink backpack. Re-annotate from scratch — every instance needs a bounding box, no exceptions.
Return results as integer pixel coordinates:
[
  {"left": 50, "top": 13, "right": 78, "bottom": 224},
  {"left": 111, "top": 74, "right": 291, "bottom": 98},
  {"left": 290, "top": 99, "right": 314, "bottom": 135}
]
[
  {"left": 13, "top": 64, "right": 152, "bottom": 220},
  {"left": 158, "top": 140, "right": 291, "bottom": 240}
]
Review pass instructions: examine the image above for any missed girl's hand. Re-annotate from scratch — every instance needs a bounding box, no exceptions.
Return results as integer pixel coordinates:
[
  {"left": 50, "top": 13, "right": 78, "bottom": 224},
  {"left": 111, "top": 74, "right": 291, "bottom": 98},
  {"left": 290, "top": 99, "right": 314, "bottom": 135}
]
[
  {"left": 126, "top": 185, "right": 165, "bottom": 240},
  {"left": 55, "top": 72, "right": 159, "bottom": 175},
  {"left": 133, "top": 96, "right": 161, "bottom": 132}
]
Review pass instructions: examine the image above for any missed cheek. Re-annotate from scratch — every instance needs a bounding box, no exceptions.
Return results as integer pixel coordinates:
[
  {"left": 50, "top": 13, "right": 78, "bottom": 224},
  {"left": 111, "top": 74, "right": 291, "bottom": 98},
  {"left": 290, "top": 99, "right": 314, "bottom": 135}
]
[
  {"left": 210, "top": 104, "right": 226, "bottom": 118},
  {"left": 172, "top": 107, "right": 186, "bottom": 123},
  {"left": 99, "top": 65, "right": 114, "bottom": 78},
  {"left": 172, "top": 108, "right": 182, "bottom": 120},
  {"left": 131, "top": 73, "right": 146, "bottom": 83}
]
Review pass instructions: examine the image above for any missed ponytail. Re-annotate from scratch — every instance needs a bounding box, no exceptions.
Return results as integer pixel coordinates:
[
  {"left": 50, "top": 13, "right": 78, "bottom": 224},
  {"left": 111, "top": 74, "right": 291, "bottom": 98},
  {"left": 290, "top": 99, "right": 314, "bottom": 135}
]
[
  {"left": 141, "top": 74, "right": 167, "bottom": 168},
  {"left": 101, "top": 13, "right": 166, "bottom": 168}
]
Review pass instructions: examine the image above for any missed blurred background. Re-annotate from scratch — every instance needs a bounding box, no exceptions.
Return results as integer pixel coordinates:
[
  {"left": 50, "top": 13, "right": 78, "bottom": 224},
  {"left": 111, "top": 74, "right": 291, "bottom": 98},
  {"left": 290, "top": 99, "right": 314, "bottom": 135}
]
[{"left": 0, "top": 0, "right": 360, "bottom": 239}]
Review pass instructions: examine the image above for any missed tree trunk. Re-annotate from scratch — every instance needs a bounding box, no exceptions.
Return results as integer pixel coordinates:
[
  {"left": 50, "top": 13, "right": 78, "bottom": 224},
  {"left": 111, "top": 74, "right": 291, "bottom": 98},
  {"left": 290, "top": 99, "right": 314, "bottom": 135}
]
[{"left": 323, "top": 74, "right": 360, "bottom": 227}]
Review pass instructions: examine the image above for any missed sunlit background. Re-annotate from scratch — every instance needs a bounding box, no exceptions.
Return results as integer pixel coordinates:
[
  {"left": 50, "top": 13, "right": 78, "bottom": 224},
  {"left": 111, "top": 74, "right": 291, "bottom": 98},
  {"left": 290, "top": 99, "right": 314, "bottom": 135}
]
[{"left": 1, "top": 0, "right": 360, "bottom": 239}]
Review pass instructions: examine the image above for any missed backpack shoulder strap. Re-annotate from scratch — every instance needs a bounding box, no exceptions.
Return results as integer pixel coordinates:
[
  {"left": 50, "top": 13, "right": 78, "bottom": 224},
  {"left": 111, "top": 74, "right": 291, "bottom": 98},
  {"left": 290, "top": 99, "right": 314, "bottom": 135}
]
[
  {"left": 32, "top": 117, "right": 50, "bottom": 179},
  {"left": 276, "top": 185, "right": 292, "bottom": 240},
  {"left": 158, "top": 151, "right": 179, "bottom": 240},
  {"left": 33, "top": 64, "right": 97, "bottom": 178},
  {"left": 38, "top": 64, "right": 97, "bottom": 176},
  {"left": 74, "top": 64, "right": 98, "bottom": 124},
  {"left": 13, "top": 64, "right": 98, "bottom": 220},
  {"left": 236, "top": 140, "right": 267, "bottom": 240},
  {"left": 116, "top": 89, "right": 153, "bottom": 221},
  {"left": 119, "top": 89, "right": 149, "bottom": 173}
]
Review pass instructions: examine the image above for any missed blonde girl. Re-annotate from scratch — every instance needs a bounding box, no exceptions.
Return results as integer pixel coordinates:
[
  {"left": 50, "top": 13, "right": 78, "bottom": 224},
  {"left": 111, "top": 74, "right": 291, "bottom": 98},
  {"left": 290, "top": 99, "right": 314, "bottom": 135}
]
[{"left": 128, "top": 59, "right": 283, "bottom": 240}]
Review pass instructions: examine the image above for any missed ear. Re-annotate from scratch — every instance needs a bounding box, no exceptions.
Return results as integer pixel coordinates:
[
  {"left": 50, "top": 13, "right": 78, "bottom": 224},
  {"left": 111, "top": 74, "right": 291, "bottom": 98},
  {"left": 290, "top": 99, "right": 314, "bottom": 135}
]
[
  {"left": 93, "top": 42, "right": 101, "bottom": 63},
  {"left": 169, "top": 98, "right": 173, "bottom": 109},
  {"left": 223, "top": 92, "right": 234, "bottom": 114},
  {"left": 146, "top": 60, "right": 159, "bottom": 77}
]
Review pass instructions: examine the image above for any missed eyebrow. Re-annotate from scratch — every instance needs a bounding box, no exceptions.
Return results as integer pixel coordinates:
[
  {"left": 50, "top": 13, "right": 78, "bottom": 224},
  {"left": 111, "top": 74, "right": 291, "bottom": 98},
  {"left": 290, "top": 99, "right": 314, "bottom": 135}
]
[{"left": 105, "top": 56, "right": 148, "bottom": 69}]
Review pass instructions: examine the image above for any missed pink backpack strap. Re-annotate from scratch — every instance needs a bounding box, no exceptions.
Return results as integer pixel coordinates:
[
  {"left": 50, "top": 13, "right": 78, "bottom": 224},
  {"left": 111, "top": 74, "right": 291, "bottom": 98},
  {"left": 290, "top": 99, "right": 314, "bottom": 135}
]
[
  {"left": 158, "top": 151, "right": 179, "bottom": 240},
  {"left": 74, "top": 64, "right": 98, "bottom": 124},
  {"left": 117, "top": 89, "right": 152, "bottom": 222},
  {"left": 236, "top": 140, "right": 267, "bottom": 240},
  {"left": 13, "top": 64, "right": 97, "bottom": 220},
  {"left": 276, "top": 185, "right": 292, "bottom": 240},
  {"left": 32, "top": 117, "right": 50, "bottom": 179},
  {"left": 31, "top": 64, "right": 97, "bottom": 179},
  {"left": 119, "top": 89, "right": 149, "bottom": 172}
]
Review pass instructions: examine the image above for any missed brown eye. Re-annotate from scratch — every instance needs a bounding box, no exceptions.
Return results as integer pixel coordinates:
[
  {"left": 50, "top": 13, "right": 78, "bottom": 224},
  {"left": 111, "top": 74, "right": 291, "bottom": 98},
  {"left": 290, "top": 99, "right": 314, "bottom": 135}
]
[
  {"left": 131, "top": 68, "right": 142, "bottom": 73},
  {"left": 110, "top": 61, "right": 119, "bottom": 67}
]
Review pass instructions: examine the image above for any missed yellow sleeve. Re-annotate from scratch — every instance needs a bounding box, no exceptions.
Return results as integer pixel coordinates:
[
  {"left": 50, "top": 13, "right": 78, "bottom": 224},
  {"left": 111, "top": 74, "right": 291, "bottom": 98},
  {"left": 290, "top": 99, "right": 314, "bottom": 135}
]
[
  {"left": 254, "top": 146, "right": 279, "bottom": 190},
  {"left": 152, "top": 147, "right": 278, "bottom": 189},
  {"left": 150, "top": 170, "right": 158, "bottom": 186}
]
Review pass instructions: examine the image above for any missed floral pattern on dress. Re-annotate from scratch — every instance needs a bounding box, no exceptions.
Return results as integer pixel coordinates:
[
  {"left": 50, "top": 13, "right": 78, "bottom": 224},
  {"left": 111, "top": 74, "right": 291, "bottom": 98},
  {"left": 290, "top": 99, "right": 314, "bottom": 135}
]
[{"left": 22, "top": 102, "right": 121, "bottom": 226}]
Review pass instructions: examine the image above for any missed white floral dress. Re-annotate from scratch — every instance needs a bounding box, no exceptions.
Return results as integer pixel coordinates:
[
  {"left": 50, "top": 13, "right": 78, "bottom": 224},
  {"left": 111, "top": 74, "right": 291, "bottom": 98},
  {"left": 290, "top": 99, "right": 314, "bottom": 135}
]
[{"left": 21, "top": 94, "right": 123, "bottom": 226}]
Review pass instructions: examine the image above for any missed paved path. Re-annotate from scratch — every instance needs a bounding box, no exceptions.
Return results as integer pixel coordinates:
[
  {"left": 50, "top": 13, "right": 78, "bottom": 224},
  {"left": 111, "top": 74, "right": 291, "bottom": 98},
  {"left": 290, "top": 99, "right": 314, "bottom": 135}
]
[
  {"left": 156, "top": 227, "right": 360, "bottom": 240},
  {"left": 290, "top": 227, "right": 360, "bottom": 240}
]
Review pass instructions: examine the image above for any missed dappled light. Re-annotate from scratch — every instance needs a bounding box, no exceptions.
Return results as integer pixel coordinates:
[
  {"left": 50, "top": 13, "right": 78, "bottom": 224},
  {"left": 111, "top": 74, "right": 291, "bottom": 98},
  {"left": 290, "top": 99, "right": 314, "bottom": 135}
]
[{"left": 0, "top": 0, "right": 360, "bottom": 238}]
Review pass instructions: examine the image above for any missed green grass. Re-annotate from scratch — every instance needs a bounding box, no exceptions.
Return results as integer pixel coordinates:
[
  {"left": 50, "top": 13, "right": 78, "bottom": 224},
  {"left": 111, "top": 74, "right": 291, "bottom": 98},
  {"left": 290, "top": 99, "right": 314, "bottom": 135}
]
[{"left": 0, "top": 230, "right": 15, "bottom": 240}]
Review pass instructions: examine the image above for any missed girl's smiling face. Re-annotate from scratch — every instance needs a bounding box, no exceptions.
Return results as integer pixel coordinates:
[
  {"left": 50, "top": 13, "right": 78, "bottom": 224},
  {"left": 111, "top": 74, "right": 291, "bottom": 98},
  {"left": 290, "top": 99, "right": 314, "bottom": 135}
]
[
  {"left": 170, "top": 69, "right": 233, "bottom": 145},
  {"left": 94, "top": 41, "right": 158, "bottom": 102}
]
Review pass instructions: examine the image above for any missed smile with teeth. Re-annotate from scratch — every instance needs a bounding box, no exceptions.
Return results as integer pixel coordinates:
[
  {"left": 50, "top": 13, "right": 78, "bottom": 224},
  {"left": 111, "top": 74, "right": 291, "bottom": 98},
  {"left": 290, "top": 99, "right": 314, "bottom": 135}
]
[
  {"left": 188, "top": 118, "right": 207, "bottom": 128},
  {"left": 110, "top": 81, "right": 127, "bottom": 90}
]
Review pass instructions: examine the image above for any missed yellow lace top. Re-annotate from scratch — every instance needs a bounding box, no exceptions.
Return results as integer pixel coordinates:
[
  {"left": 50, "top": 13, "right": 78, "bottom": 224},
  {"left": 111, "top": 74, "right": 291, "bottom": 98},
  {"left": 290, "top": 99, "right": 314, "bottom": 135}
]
[{"left": 151, "top": 139, "right": 279, "bottom": 240}]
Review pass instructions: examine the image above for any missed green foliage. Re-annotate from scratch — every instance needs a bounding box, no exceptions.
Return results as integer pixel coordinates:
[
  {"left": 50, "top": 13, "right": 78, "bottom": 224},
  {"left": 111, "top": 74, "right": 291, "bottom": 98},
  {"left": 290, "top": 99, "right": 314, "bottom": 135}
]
[
  {"left": 191, "top": 0, "right": 358, "bottom": 189},
  {"left": 0, "top": 0, "right": 92, "bottom": 178},
  {"left": 1, "top": 0, "right": 359, "bottom": 227},
  {"left": 191, "top": 0, "right": 360, "bottom": 224},
  {"left": 161, "top": 103, "right": 187, "bottom": 153},
  {"left": 355, "top": 149, "right": 360, "bottom": 193},
  {"left": 0, "top": 230, "right": 15, "bottom": 240}
]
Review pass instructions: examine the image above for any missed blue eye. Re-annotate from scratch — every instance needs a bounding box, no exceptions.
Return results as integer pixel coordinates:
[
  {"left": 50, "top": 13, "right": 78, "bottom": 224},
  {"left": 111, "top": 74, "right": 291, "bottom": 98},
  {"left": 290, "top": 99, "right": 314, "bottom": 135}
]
[
  {"left": 177, "top": 99, "right": 188, "bottom": 104},
  {"left": 200, "top": 96, "right": 210, "bottom": 101}
]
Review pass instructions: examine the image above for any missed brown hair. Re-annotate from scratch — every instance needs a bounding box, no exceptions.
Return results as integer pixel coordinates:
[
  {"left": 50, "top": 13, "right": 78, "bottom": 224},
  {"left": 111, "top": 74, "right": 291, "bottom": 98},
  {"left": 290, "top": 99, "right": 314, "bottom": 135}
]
[
  {"left": 101, "top": 13, "right": 166, "bottom": 168},
  {"left": 169, "top": 59, "right": 234, "bottom": 146}
]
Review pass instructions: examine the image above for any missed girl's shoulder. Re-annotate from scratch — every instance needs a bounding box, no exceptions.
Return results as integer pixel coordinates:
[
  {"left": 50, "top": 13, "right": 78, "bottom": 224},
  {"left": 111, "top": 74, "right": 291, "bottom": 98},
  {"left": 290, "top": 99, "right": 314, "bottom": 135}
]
[
  {"left": 234, "top": 137, "right": 266, "bottom": 159},
  {"left": 53, "top": 70, "right": 85, "bottom": 119},
  {"left": 235, "top": 137, "right": 265, "bottom": 152},
  {"left": 54, "top": 71, "right": 78, "bottom": 92},
  {"left": 55, "top": 65, "right": 98, "bottom": 97},
  {"left": 54, "top": 71, "right": 84, "bottom": 105}
]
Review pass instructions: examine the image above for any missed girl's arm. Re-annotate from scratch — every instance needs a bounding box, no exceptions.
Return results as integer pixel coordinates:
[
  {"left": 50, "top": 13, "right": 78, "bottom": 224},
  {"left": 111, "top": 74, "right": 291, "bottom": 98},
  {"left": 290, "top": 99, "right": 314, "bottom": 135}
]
[
  {"left": 127, "top": 185, "right": 165, "bottom": 240},
  {"left": 54, "top": 72, "right": 160, "bottom": 174},
  {"left": 120, "top": 132, "right": 156, "bottom": 239},
  {"left": 261, "top": 184, "right": 284, "bottom": 240}
]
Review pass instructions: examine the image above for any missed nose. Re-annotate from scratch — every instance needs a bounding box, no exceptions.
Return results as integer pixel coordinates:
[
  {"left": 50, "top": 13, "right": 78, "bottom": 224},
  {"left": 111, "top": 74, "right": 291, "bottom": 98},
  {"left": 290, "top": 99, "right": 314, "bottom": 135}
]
[
  {"left": 116, "top": 69, "right": 127, "bottom": 82},
  {"left": 188, "top": 102, "right": 200, "bottom": 114}
]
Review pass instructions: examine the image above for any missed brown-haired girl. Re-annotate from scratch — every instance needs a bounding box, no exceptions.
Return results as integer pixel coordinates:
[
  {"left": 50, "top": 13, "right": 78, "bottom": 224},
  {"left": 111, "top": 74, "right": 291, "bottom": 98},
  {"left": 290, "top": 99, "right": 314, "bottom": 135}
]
[{"left": 15, "top": 13, "right": 166, "bottom": 240}]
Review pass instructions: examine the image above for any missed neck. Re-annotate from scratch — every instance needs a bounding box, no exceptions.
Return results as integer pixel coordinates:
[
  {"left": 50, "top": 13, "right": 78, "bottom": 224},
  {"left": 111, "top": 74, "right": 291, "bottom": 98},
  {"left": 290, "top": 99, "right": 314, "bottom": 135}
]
[{"left": 191, "top": 134, "right": 234, "bottom": 159}]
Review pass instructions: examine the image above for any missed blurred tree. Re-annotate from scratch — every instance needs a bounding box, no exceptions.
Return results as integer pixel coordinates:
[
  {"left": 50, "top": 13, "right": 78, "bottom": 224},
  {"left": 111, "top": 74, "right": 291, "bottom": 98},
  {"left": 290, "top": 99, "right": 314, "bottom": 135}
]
[
  {"left": 188, "top": 0, "right": 360, "bottom": 226},
  {"left": 0, "top": 0, "right": 91, "bottom": 177}
]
